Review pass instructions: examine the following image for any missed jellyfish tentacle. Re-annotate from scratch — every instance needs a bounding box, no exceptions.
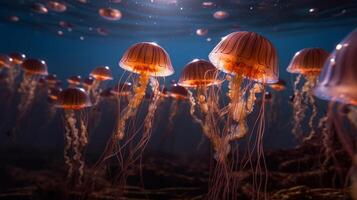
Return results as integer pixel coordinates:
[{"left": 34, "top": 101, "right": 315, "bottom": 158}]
[
  {"left": 292, "top": 74, "right": 307, "bottom": 141},
  {"left": 167, "top": 100, "right": 179, "bottom": 133},
  {"left": 115, "top": 74, "right": 149, "bottom": 140},
  {"left": 64, "top": 111, "right": 74, "bottom": 180}
]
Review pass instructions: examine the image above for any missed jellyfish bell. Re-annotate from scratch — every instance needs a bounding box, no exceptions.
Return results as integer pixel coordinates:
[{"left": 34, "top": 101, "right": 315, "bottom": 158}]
[
  {"left": 202, "top": 1, "right": 215, "bottom": 8},
  {"left": 31, "top": 3, "right": 48, "bottom": 14},
  {"left": 314, "top": 30, "right": 357, "bottom": 106},
  {"left": 196, "top": 28, "right": 208, "bottom": 36},
  {"left": 209, "top": 31, "right": 279, "bottom": 83},
  {"left": 213, "top": 10, "right": 229, "bottom": 20},
  {"left": 178, "top": 59, "right": 222, "bottom": 88},
  {"left": 264, "top": 91, "right": 272, "bottom": 101},
  {"left": 0, "top": 54, "right": 13, "bottom": 69},
  {"left": 90, "top": 66, "right": 113, "bottom": 81},
  {"left": 56, "top": 87, "right": 92, "bottom": 110},
  {"left": 269, "top": 79, "right": 287, "bottom": 91},
  {"left": 9, "top": 53, "right": 26, "bottom": 65},
  {"left": 21, "top": 58, "right": 48, "bottom": 76},
  {"left": 48, "top": 86, "right": 62, "bottom": 101},
  {"left": 47, "top": 1, "right": 67, "bottom": 12},
  {"left": 170, "top": 84, "right": 189, "bottom": 100},
  {"left": 99, "top": 8, "right": 122, "bottom": 21},
  {"left": 46, "top": 74, "right": 58, "bottom": 86},
  {"left": 287, "top": 48, "right": 329, "bottom": 76},
  {"left": 67, "top": 75, "right": 82, "bottom": 87},
  {"left": 111, "top": 82, "right": 132, "bottom": 97},
  {"left": 83, "top": 76, "right": 94, "bottom": 91}
]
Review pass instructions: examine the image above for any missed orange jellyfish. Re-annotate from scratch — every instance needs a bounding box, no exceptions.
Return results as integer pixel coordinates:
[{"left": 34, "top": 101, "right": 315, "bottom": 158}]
[
  {"left": 99, "top": 8, "right": 122, "bottom": 21},
  {"left": 166, "top": 83, "right": 189, "bottom": 134},
  {"left": 287, "top": 48, "right": 329, "bottom": 141},
  {"left": 18, "top": 58, "right": 48, "bottom": 121},
  {"left": 0, "top": 54, "right": 13, "bottom": 72},
  {"left": 47, "top": 1, "right": 67, "bottom": 12},
  {"left": 267, "top": 79, "right": 287, "bottom": 125},
  {"left": 196, "top": 28, "right": 208, "bottom": 36},
  {"left": 314, "top": 29, "right": 357, "bottom": 169},
  {"left": 46, "top": 74, "right": 60, "bottom": 88},
  {"left": 213, "top": 10, "right": 229, "bottom": 19},
  {"left": 89, "top": 66, "right": 113, "bottom": 105},
  {"left": 111, "top": 82, "right": 132, "bottom": 98},
  {"left": 209, "top": 31, "right": 279, "bottom": 199},
  {"left": 39, "top": 86, "right": 62, "bottom": 131},
  {"left": 82, "top": 76, "right": 94, "bottom": 92},
  {"left": 115, "top": 42, "right": 174, "bottom": 140},
  {"left": 56, "top": 87, "right": 92, "bottom": 185},
  {"left": 31, "top": 3, "right": 48, "bottom": 14},
  {"left": 178, "top": 59, "right": 226, "bottom": 159},
  {"left": 67, "top": 75, "right": 82, "bottom": 88}
]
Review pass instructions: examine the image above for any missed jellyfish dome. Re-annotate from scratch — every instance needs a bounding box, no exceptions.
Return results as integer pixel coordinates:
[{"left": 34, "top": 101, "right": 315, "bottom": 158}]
[
  {"left": 314, "top": 29, "right": 357, "bottom": 105},
  {"left": 48, "top": 87, "right": 62, "bottom": 101},
  {"left": 269, "top": 78, "right": 287, "bottom": 91},
  {"left": 21, "top": 58, "right": 48, "bottom": 75},
  {"left": 111, "top": 82, "right": 132, "bottom": 97},
  {"left": 99, "top": 8, "right": 122, "bottom": 21},
  {"left": 119, "top": 42, "right": 174, "bottom": 77},
  {"left": 67, "top": 75, "right": 82, "bottom": 86},
  {"left": 0, "top": 54, "right": 13, "bottom": 68},
  {"left": 178, "top": 59, "right": 222, "bottom": 88},
  {"left": 9, "top": 53, "right": 26, "bottom": 65},
  {"left": 287, "top": 48, "right": 329, "bottom": 76},
  {"left": 170, "top": 84, "right": 189, "bottom": 100},
  {"left": 56, "top": 87, "right": 92, "bottom": 110},
  {"left": 209, "top": 31, "right": 278, "bottom": 83},
  {"left": 90, "top": 66, "right": 113, "bottom": 81}
]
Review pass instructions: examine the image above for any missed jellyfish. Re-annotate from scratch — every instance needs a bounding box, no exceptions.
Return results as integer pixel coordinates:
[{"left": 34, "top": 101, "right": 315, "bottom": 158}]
[
  {"left": 89, "top": 66, "right": 113, "bottom": 105},
  {"left": 209, "top": 31, "right": 279, "bottom": 199},
  {"left": 17, "top": 58, "right": 48, "bottom": 123},
  {"left": 111, "top": 82, "right": 133, "bottom": 101},
  {"left": 267, "top": 79, "right": 287, "bottom": 125},
  {"left": 99, "top": 8, "right": 122, "bottom": 21},
  {"left": 213, "top": 10, "right": 229, "bottom": 19},
  {"left": 0, "top": 54, "right": 12, "bottom": 73},
  {"left": 287, "top": 48, "right": 329, "bottom": 141},
  {"left": 314, "top": 29, "right": 357, "bottom": 170},
  {"left": 56, "top": 87, "right": 92, "bottom": 186},
  {"left": 45, "top": 74, "right": 60, "bottom": 89},
  {"left": 31, "top": 3, "right": 48, "bottom": 14},
  {"left": 166, "top": 84, "right": 189, "bottom": 133},
  {"left": 39, "top": 86, "right": 62, "bottom": 131},
  {"left": 67, "top": 75, "right": 82, "bottom": 88},
  {"left": 47, "top": 1, "right": 67, "bottom": 12},
  {"left": 82, "top": 76, "right": 94, "bottom": 92}
]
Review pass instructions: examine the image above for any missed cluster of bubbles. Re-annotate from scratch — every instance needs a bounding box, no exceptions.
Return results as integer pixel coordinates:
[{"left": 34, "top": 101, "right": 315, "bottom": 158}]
[{"left": 1, "top": 28, "right": 357, "bottom": 199}]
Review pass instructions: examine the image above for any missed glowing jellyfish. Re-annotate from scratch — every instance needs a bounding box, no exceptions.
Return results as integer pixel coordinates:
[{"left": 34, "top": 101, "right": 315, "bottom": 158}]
[
  {"left": 47, "top": 1, "right": 67, "bottom": 12},
  {"left": 202, "top": 1, "right": 215, "bottom": 8},
  {"left": 213, "top": 10, "right": 229, "bottom": 19},
  {"left": 67, "top": 75, "right": 82, "bottom": 88},
  {"left": 178, "top": 59, "right": 225, "bottom": 160},
  {"left": 31, "top": 3, "right": 48, "bottom": 14},
  {"left": 115, "top": 42, "right": 174, "bottom": 140},
  {"left": 99, "top": 8, "right": 122, "bottom": 21},
  {"left": 18, "top": 58, "right": 48, "bottom": 122},
  {"left": 97, "top": 27, "right": 109, "bottom": 36},
  {"left": 166, "top": 83, "right": 189, "bottom": 134},
  {"left": 82, "top": 76, "right": 94, "bottom": 92},
  {"left": 313, "top": 29, "right": 357, "bottom": 169},
  {"left": 7, "top": 53, "right": 25, "bottom": 89},
  {"left": 40, "top": 86, "right": 62, "bottom": 131},
  {"left": 0, "top": 54, "right": 13, "bottom": 72},
  {"left": 89, "top": 66, "right": 113, "bottom": 104},
  {"left": 209, "top": 31, "right": 279, "bottom": 199},
  {"left": 111, "top": 82, "right": 132, "bottom": 98},
  {"left": 267, "top": 79, "right": 287, "bottom": 125},
  {"left": 196, "top": 28, "right": 208, "bottom": 36},
  {"left": 8, "top": 15, "right": 19, "bottom": 22},
  {"left": 56, "top": 87, "right": 92, "bottom": 185},
  {"left": 287, "top": 48, "right": 329, "bottom": 141}
]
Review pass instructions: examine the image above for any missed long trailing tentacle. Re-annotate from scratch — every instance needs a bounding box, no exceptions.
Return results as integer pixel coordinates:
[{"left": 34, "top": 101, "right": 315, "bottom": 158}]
[
  {"left": 64, "top": 111, "right": 74, "bottom": 181},
  {"left": 292, "top": 74, "right": 307, "bottom": 142},
  {"left": 115, "top": 74, "right": 149, "bottom": 140}
]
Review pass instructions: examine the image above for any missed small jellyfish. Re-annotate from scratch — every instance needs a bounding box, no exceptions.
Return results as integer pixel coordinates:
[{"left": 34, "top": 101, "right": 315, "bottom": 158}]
[
  {"left": 209, "top": 31, "right": 279, "bottom": 199},
  {"left": 166, "top": 83, "right": 188, "bottom": 134},
  {"left": 8, "top": 53, "right": 25, "bottom": 89},
  {"left": 202, "top": 1, "right": 215, "bottom": 8},
  {"left": 267, "top": 79, "right": 287, "bottom": 125},
  {"left": 45, "top": 74, "right": 60, "bottom": 88},
  {"left": 56, "top": 87, "right": 92, "bottom": 185},
  {"left": 99, "top": 8, "right": 122, "bottom": 21},
  {"left": 17, "top": 58, "right": 48, "bottom": 122},
  {"left": 67, "top": 75, "right": 82, "bottom": 88},
  {"left": 213, "top": 10, "right": 229, "bottom": 19},
  {"left": 31, "top": 3, "right": 48, "bottom": 14},
  {"left": 0, "top": 54, "right": 13, "bottom": 94},
  {"left": 287, "top": 48, "right": 329, "bottom": 141},
  {"left": 89, "top": 66, "right": 113, "bottom": 105},
  {"left": 82, "top": 76, "right": 94, "bottom": 92},
  {"left": 314, "top": 29, "right": 357, "bottom": 168},
  {"left": 47, "top": 1, "right": 67, "bottom": 12},
  {"left": 8, "top": 15, "right": 19, "bottom": 22},
  {"left": 111, "top": 82, "right": 132, "bottom": 98},
  {"left": 196, "top": 28, "right": 208, "bottom": 36},
  {"left": 0, "top": 54, "right": 13, "bottom": 72},
  {"left": 39, "top": 86, "right": 62, "bottom": 131}
]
